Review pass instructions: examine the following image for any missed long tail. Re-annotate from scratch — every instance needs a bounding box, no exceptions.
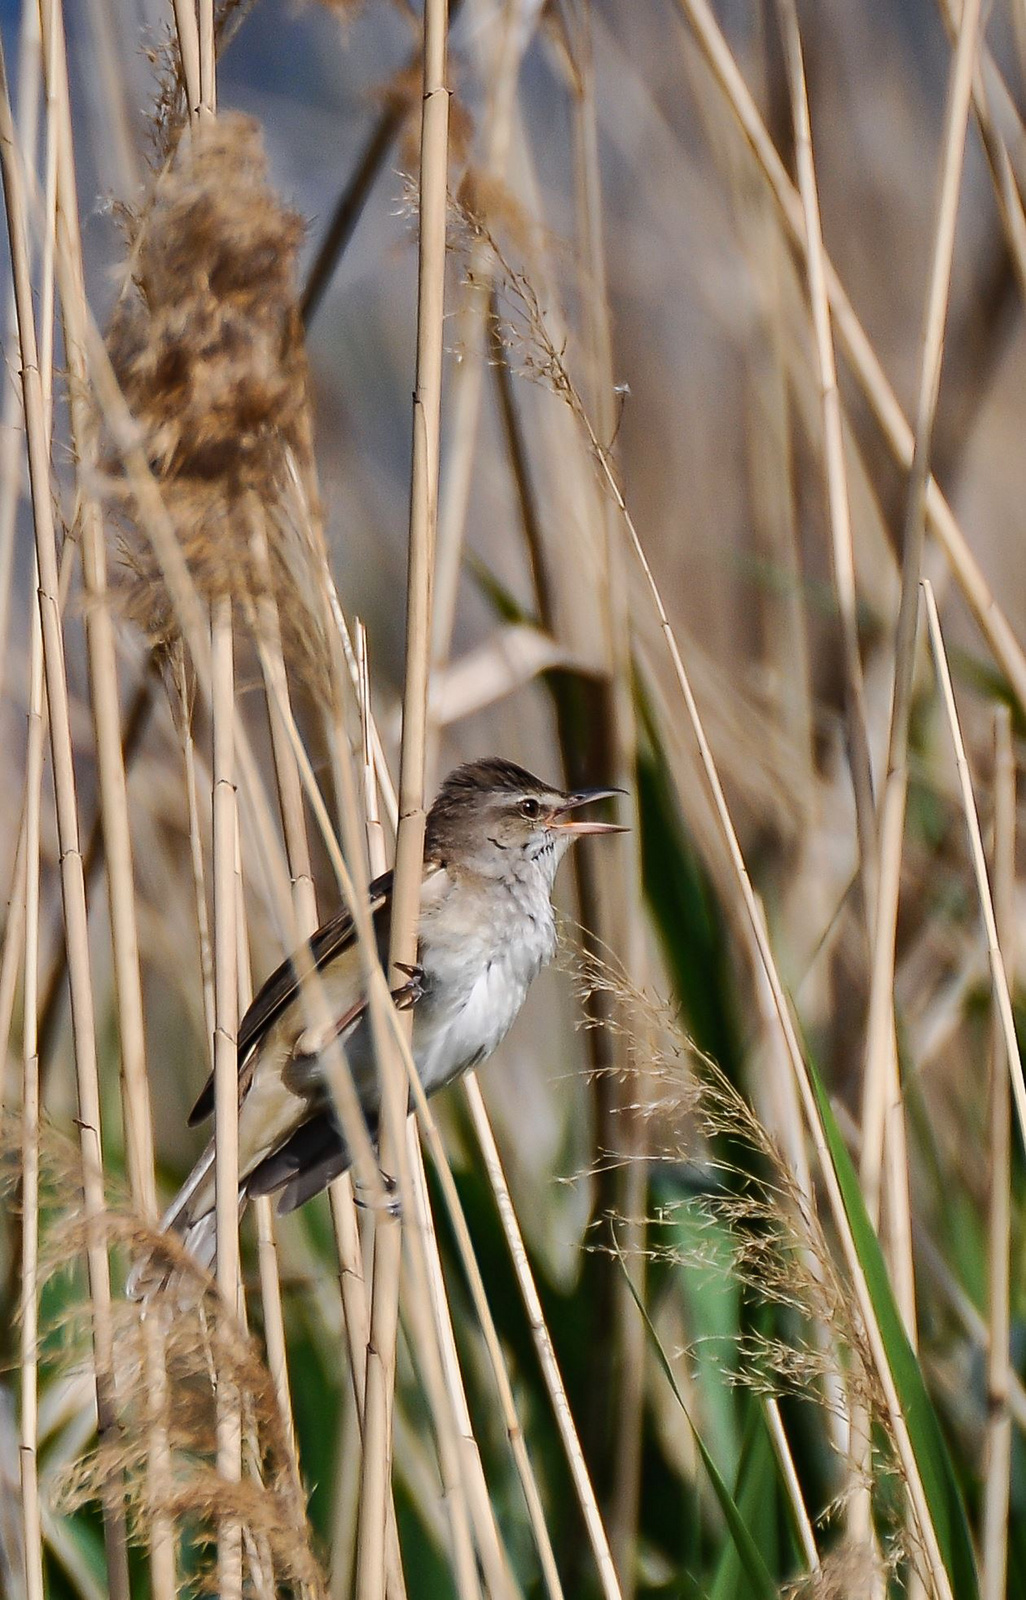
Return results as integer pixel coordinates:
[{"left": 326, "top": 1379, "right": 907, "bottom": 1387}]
[{"left": 126, "top": 1144, "right": 247, "bottom": 1300}]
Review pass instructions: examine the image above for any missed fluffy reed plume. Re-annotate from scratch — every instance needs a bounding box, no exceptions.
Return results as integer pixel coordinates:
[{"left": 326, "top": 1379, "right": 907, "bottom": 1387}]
[
  {"left": 1, "top": 1121, "right": 325, "bottom": 1597},
  {"left": 105, "top": 112, "right": 327, "bottom": 676}
]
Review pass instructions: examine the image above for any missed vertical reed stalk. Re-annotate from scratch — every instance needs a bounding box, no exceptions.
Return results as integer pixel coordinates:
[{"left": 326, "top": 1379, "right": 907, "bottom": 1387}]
[
  {"left": 40, "top": 3, "right": 174, "bottom": 1580},
  {"left": 212, "top": 591, "right": 243, "bottom": 1599},
  {"left": 569, "top": 20, "right": 648, "bottom": 1584},
  {"left": 20, "top": 572, "right": 46, "bottom": 1600},
  {"left": 981, "top": 705, "right": 1014, "bottom": 1600},
  {"left": 774, "top": 0, "right": 877, "bottom": 901},
  {"left": 357, "top": 0, "right": 449, "bottom": 1594},
  {"left": 464, "top": 1075, "right": 623, "bottom": 1600},
  {"left": 922, "top": 583, "right": 1026, "bottom": 1236},
  {"left": 859, "top": 0, "right": 982, "bottom": 1347},
  {"left": 0, "top": 34, "right": 131, "bottom": 1600}
]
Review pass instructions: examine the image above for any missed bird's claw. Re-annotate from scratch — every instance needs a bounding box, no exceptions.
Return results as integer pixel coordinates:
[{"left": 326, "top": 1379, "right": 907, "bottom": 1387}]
[{"left": 391, "top": 962, "right": 425, "bottom": 1010}]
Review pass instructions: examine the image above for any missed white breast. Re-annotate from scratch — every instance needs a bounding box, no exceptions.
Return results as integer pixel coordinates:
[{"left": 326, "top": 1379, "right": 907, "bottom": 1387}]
[{"left": 412, "top": 864, "right": 557, "bottom": 1095}]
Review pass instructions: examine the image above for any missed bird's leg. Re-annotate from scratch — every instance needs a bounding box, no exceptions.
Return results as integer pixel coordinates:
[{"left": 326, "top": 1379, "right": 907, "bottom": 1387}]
[{"left": 353, "top": 1167, "right": 401, "bottom": 1218}]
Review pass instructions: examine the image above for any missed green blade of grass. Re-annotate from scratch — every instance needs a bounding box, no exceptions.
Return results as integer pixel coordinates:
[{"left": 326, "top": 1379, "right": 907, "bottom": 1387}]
[
  {"left": 616, "top": 1253, "right": 778, "bottom": 1600},
  {"left": 805, "top": 1055, "right": 979, "bottom": 1600}
]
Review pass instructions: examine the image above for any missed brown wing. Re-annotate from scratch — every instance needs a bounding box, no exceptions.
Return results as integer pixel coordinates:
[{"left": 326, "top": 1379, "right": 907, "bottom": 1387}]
[{"left": 186, "top": 871, "right": 394, "bottom": 1127}]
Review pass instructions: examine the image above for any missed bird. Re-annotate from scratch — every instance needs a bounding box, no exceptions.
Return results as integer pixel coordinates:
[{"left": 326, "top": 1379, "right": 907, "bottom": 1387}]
[{"left": 130, "top": 757, "right": 626, "bottom": 1295}]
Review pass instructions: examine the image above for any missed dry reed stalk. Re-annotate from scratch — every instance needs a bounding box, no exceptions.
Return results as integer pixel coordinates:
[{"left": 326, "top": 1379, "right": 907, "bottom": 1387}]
[
  {"left": 40, "top": 7, "right": 180, "bottom": 1584},
  {"left": 934, "top": 0, "right": 1026, "bottom": 304},
  {"left": 921, "top": 583, "right": 1026, "bottom": 1221},
  {"left": 429, "top": 0, "right": 532, "bottom": 690},
  {"left": 178, "top": 654, "right": 217, "bottom": 1048},
  {"left": 199, "top": 0, "right": 216, "bottom": 118},
  {"left": 774, "top": 0, "right": 876, "bottom": 903},
  {"left": 398, "top": 1065, "right": 562, "bottom": 1599},
  {"left": 20, "top": 574, "right": 46, "bottom": 1600},
  {"left": 0, "top": 828, "right": 27, "bottom": 1126},
  {"left": 764, "top": 1395, "right": 819, "bottom": 1573},
  {"left": 859, "top": 2, "right": 981, "bottom": 1361},
  {"left": 0, "top": 0, "right": 42, "bottom": 715},
  {"left": 0, "top": 36, "right": 131, "bottom": 1600},
  {"left": 211, "top": 591, "right": 243, "bottom": 1600},
  {"left": 671, "top": 0, "right": 1026, "bottom": 720},
  {"left": 566, "top": 19, "right": 650, "bottom": 1583},
  {"left": 464, "top": 1074, "right": 623, "bottom": 1600},
  {"left": 400, "top": 1137, "right": 512, "bottom": 1600},
  {"left": 981, "top": 704, "right": 1014, "bottom": 1600},
  {"left": 357, "top": 0, "right": 449, "bottom": 1593},
  {"left": 171, "top": 0, "right": 201, "bottom": 117}
]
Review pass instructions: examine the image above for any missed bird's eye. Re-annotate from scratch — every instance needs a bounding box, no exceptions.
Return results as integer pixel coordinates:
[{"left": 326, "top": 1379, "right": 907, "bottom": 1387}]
[{"left": 519, "top": 796, "right": 541, "bottom": 819}]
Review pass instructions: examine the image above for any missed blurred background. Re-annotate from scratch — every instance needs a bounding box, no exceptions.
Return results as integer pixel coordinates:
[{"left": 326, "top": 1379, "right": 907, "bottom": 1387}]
[{"left": 4, "top": 0, "right": 1026, "bottom": 1595}]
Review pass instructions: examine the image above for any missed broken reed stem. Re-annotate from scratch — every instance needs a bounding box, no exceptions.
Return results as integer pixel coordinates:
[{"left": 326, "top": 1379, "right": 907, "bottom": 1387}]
[
  {"left": 921, "top": 584, "right": 1026, "bottom": 1212},
  {"left": 20, "top": 569, "right": 46, "bottom": 1600},
  {"left": 860, "top": 0, "right": 981, "bottom": 1346},
  {"left": 774, "top": 0, "right": 877, "bottom": 905},
  {"left": 463, "top": 1073, "right": 623, "bottom": 1600},
  {"left": 981, "top": 703, "right": 1014, "bottom": 1600},
  {"left": 0, "top": 34, "right": 132, "bottom": 1600},
  {"left": 358, "top": 0, "right": 450, "bottom": 1595},
  {"left": 171, "top": 0, "right": 201, "bottom": 117},
  {"left": 198, "top": 0, "right": 215, "bottom": 117},
  {"left": 212, "top": 592, "right": 243, "bottom": 1600},
  {"left": 671, "top": 0, "right": 1026, "bottom": 719}
]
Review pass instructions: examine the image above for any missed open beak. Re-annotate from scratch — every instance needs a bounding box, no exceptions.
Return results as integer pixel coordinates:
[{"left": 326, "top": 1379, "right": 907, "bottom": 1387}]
[{"left": 548, "top": 787, "right": 629, "bottom": 837}]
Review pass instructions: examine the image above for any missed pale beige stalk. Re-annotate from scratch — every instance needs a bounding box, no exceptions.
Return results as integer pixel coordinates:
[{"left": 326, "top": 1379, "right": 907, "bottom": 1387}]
[
  {"left": 212, "top": 592, "right": 243, "bottom": 1600},
  {"left": 430, "top": 0, "right": 533, "bottom": 692},
  {"left": 774, "top": 0, "right": 876, "bottom": 898},
  {"left": 464, "top": 1075, "right": 622, "bottom": 1600},
  {"left": 859, "top": 0, "right": 981, "bottom": 1366},
  {"left": 43, "top": 0, "right": 171, "bottom": 1572},
  {"left": 357, "top": 0, "right": 450, "bottom": 1594},
  {"left": 981, "top": 705, "right": 1014, "bottom": 1600},
  {"left": 764, "top": 1397, "right": 818, "bottom": 1572},
  {"left": 570, "top": 22, "right": 648, "bottom": 1585},
  {"left": 20, "top": 575, "right": 46, "bottom": 1600},
  {"left": 0, "top": 34, "right": 131, "bottom": 1600},
  {"left": 921, "top": 584, "right": 1026, "bottom": 1220},
  {"left": 0, "top": 0, "right": 42, "bottom": 713}
]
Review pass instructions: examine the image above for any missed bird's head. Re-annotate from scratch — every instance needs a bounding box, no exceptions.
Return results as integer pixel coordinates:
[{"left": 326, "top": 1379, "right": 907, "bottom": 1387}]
[{"left": 425, "top": 758, "right": 627, "bottom": 885}]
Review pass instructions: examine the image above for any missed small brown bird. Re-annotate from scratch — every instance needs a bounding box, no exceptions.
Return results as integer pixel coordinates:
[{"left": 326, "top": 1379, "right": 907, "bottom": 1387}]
[{"left": 131, "top": 758, "right": 625, "bottom": 1293}]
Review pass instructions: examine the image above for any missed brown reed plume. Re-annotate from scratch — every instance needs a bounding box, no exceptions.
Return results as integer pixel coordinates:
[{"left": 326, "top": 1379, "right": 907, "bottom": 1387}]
[
  {"left": 104, "top": 112, "right": 326, "bottom": 678},
  {"left": 2, "top": 1119, "right": 326, "bottom": 1599}
]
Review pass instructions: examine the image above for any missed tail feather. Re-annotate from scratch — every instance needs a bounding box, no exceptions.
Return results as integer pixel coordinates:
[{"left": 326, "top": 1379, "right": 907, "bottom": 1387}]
[{"left": 126, "top": 1144, "right": 245, "bottom": 1301}]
